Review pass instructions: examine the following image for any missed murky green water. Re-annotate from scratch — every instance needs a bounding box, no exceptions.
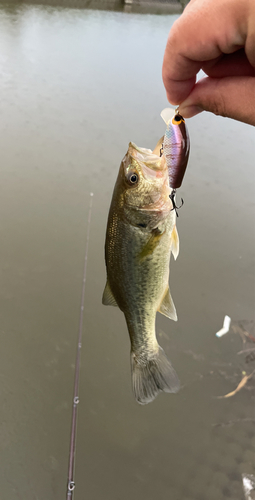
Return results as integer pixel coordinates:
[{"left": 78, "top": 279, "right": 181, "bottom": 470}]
[{"left": 0, "top": 3, "right": 254, "bottom": 499}]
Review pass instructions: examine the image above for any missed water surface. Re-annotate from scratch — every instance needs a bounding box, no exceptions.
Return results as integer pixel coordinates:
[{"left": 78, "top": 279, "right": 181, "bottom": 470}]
[{"left": 0, "top": 4, "right": 254, "bottom": 500}]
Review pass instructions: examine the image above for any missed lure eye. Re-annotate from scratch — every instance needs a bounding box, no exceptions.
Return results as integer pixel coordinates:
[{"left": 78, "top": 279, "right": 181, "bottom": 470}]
[
  {"left": 172, "top": 113, "right": 185, "bottom": 125},
  {"left": 127, "top": 171, "right": 139, "bottom": 185}
]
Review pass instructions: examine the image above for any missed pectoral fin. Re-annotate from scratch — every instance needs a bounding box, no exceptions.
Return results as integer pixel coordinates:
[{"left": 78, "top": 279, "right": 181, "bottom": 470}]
[
  {"left": 102, "top": 281, "right": 118, "bottom": 307},
  {"left": 158, "top": 286, "right": 177, "bottom": 321},
  {"left": 138, "top": 228, "right": 165, "bottom": 262},
  {"left": 171, "top": 225, "right": 179, "bottom": 260}
]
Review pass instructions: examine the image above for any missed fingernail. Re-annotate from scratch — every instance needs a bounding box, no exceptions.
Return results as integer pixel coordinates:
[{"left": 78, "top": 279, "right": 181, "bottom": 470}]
[{"left": 178, "top": 104, "right": 203, "bottom": 118}]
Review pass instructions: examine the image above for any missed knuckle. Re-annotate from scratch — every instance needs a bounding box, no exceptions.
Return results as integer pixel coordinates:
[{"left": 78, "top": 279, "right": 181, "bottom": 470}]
[{"left": 207, "top": 80, "right": 228, "bottom": 117}]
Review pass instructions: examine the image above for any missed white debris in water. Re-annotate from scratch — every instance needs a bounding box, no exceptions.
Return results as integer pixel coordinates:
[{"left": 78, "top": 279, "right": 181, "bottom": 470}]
[
  {"left": 215, "top": 315, "right": 231, "bottom": 337},
  {"left": 242, "top": 473, "right": 255, "bottom": 500}
]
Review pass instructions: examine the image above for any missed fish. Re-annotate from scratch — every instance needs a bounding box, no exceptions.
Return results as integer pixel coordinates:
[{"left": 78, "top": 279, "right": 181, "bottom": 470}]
[
  {"left": 160, "top": 107, "right": 190, "bottom": 189},
  {"left": 103, "top": 139, "right": 180, "bottom": 404}
]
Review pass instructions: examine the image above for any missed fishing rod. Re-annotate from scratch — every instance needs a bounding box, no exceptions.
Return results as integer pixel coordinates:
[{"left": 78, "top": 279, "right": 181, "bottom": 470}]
[{"left": 66, "top": 192, "right": 94, "bottom": 499}]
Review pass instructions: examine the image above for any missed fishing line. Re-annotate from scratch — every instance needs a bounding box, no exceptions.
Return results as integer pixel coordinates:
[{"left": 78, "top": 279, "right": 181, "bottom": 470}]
[{"left": 66, "top": 192, "right": 94, "bottom": 500}]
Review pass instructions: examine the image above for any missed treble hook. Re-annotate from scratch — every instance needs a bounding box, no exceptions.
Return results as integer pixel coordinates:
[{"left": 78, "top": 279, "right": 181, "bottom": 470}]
[
  {"left": 169, "top": 189, "right": 184, "bottom": 217},
  {"left": 159, "top": 144, "right": 164, "bottom": 157}
]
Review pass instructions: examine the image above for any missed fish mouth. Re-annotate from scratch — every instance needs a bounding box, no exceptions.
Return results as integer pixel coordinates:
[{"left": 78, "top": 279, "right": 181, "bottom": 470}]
[
  {"left": 128, "top": 142, "right": 168, "bottom": 184},
  {"left": 129, "top": 142, "right": 166, "bottom": 172}
]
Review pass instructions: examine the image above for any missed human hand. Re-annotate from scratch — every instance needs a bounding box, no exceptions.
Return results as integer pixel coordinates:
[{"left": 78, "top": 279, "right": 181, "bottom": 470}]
[{"left": 162, "top": 0, "right": 255, "bottom": 125}]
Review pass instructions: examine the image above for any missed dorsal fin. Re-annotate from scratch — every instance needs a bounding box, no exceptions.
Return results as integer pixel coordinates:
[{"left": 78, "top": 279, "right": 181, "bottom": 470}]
[{"left": 102, "top": 281, "right": 118, "bottom": 307}]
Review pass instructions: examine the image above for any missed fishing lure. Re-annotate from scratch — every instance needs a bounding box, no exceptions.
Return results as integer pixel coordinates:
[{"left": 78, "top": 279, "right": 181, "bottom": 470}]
[{"left": 161, "top": 107, "right": 190, "bottom": 190}]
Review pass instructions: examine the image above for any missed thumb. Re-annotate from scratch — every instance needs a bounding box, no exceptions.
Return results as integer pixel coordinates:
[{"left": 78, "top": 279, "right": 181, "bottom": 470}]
[{"left": 178, "top": 76, "right": 255, "bottom": 126}]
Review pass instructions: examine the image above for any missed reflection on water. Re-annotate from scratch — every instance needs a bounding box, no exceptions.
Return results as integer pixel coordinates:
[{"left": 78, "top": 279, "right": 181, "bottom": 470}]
[
  {"left": 0, "top": 3, "right": 254, "bottom": 500},
  {"left": 0, "top": 0, "right": 183, "bottom": 15}
]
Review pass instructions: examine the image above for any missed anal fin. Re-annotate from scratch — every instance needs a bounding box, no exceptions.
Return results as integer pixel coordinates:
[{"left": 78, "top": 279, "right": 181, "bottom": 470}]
[
  {"left": 102, "top": 280, "right": 118, "bottom": 307},
  {"left": 158, "top": 286, "right": 177, "bottom": 321}
]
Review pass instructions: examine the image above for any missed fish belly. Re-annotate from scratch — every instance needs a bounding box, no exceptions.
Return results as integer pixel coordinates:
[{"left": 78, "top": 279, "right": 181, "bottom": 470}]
[{"left": 106, "top": 210, "right": 172, "bottom": 349}]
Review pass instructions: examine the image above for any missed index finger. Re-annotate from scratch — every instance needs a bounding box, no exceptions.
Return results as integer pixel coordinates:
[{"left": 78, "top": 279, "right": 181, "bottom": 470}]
[{"left": 162, "top": 0, "right": 247, "bottom": 104}]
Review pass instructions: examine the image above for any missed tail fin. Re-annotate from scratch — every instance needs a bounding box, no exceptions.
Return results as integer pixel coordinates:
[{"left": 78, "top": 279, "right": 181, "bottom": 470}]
[{"left": 131, "top": 347, "right": 180, "bottom": 405}]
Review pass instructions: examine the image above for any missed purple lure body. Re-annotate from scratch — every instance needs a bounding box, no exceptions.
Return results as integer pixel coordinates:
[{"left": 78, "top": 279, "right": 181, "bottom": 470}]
[{"left": 163, "top": 114, "right": 190, "bottom": 189}]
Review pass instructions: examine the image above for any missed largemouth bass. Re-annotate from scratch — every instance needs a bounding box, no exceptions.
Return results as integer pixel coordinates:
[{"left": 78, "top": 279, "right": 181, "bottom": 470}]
[{"left": 103, "top": 140, "right": 180, "bottom": 404}]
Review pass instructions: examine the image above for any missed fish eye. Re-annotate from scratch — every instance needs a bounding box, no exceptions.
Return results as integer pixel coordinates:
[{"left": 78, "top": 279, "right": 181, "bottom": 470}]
[{"left": 127, "top": 171, "right": 139, "bottom": 185}]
